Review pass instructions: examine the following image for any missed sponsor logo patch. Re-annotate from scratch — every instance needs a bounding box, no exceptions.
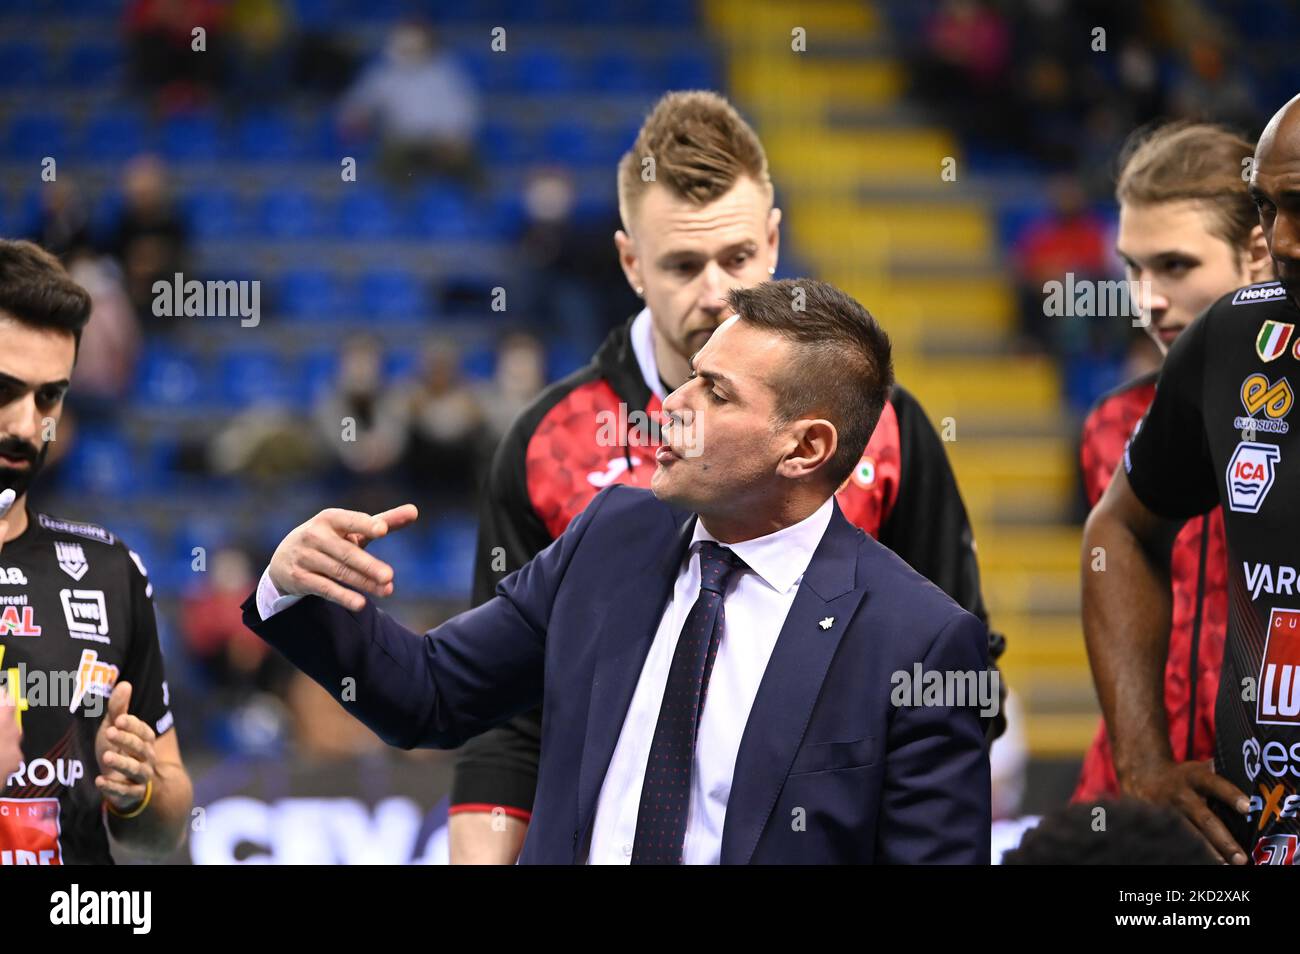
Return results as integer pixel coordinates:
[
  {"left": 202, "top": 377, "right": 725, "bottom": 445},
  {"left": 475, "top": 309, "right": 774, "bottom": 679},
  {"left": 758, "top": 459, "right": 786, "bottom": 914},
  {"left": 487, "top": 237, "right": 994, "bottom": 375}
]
[
  {"left": 1258, "top": 608, "right": 1300, "bottom": 725},
  {"left": 54, "top": 542, "right": 87, "bottom": 582},
  {"left": 1226, "top": 441, "right": 1281, "bottom": 513},
  {"left": 0, "top": 568, "right": 26, "bottom": 585},
  {"left": 1235, "top": 373, "right": 1293, "bottom": 435},
  {"left": 1234, "top": 281, "right": 1288, "bottom": 306},
  {"left": 0, "top": 605, "right": 40, "bottom": 637},
  {"left": 37, "top": 514, "right": 112, "bottom": 544},
  {"left": 59, "top": 589, "right": 109, "bottom": 643},
  {"left": 0, "top": 798, "right": 62, "bottom": 865},
  {"left": 69, "top": 649, "right": 118, "bottom": 713}
]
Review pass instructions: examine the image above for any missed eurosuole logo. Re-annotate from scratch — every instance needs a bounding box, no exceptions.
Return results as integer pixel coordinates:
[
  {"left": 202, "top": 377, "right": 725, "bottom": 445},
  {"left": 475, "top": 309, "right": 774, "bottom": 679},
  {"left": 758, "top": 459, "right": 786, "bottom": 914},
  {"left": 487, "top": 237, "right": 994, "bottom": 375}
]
[
  {"left": 1257, "top": 608, "right": 1300, "bottom": 726},
  {"left": 1226, "top": 440, "right": 1281, "bottom": 513},
  {"left": 1235, "top": 373, "right": 1293, "bottom": 435}
]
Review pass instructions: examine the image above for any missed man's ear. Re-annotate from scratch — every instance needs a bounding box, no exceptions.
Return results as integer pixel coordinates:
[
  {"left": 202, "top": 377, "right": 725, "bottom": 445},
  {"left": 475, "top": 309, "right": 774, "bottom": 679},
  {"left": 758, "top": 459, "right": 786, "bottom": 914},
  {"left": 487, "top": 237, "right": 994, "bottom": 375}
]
[
  {"left": 614, "top": 229, "right": 643, "bottom": 296},
  {"left": 778, "top": 417, "right": 837, "bottom": 482},
  {"left": 766, "top": 205, "right": 782, "bottom": 273},
  {"left": 1245, "top": 224, "right": 1274, "bottom": 284}
]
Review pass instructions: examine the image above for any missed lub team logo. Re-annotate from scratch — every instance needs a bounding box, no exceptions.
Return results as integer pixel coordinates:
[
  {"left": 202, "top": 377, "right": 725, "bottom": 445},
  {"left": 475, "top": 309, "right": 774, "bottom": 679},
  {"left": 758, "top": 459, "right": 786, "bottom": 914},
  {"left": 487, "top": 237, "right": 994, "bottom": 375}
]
[
  {"left": 1256, "top": 320, "right": 1295, "bottom": 362},
  {"left": 54, "top": 542, "right": 87, "bottom": 582},
  {"left": 1226, "top": 441, "right": 1281, "bottom": 513},
  {"left": 0, "top": 798, "right": 62, "bottom": 865},
  {"left": 1257, "top": 608, "right": 1300, "bottom": 725},
  {"left": 0, "top": 605, "right": 40, "bottom": 637}
]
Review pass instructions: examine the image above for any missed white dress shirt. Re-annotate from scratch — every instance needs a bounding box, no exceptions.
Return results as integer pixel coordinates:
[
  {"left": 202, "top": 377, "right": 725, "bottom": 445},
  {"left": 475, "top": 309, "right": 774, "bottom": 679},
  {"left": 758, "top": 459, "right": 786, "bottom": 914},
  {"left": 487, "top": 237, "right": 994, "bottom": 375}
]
[{"left": 586, "top": 496, "right": 834, "bottom": 864}]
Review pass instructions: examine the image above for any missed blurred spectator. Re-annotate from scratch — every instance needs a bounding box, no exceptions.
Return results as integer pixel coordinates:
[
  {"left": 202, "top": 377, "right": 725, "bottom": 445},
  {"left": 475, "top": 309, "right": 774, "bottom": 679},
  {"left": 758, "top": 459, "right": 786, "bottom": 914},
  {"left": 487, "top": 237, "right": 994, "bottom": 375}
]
[
  {"left": 125, "top": 0, "right": 227, "bottom": 110},
  {"left": 227, "top": 0, "right": 292, "bottom": 105},
  {"left": 314, "top": 334, "right": 410, "bottom": 490},
  {"left": 208, "top": 405, "right": 326, "bottom": 481},
  {"left": 1171, "top": 39, "right": 1257, "bottom": 131},
  {"left": 107, "top": 155, "right": 191, "bottom": 324},
  {"left": 912, "top": 0, "right": 1014, "bottom": 144},
  {"left": 25, "top": 180, "right": 94, "bottom": 260},
  {"left": 64, "top": 250, "right": 142, "bottom": 422},
  {"left": 1013, "top": 177, "right": 1112, "bottom": 354},
  {"left": 401, "top": 339, "right": 484, "bottom": 501},
  {"left": 517, "top": 166, "right": 635, "bottom": 352},
  {"left": 477, "top": 332, "right": 546, "bottom": 451},
  {"left": 338, "top": 22, "right": 481, "bottom": 186},
  {"left": 181, "top": 546, "right": 281, "bottom": 694}
]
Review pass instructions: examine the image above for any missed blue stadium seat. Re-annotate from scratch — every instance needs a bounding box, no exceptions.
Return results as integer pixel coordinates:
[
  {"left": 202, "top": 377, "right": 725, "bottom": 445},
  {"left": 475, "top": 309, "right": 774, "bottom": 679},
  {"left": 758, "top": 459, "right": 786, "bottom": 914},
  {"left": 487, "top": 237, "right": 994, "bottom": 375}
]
[
  {"left": 589, "top": 51, "right": 653, "bottom": 93},
  {"left": 423, "top": 514, "right": 477, "bottom": 597},
  {"left": 410, "top": 186, "right": 474, "bottom": 240},
  {"left": 219, "top": 350, "right": 298, "bottom": 408},
  {"left": 540, "top": 119, "right": 602, "bottom": 164},
  {"left": 516, "top": 48, "right": 581, "bottom": 93},
  {"left": 358, "top": 269, "right": 426, "bottom": 321},
  {"left": 64, "top": 41, "right": 122, "bottom": 86},
  {"left": 457, "top": 47, "right": 514, "bottom": 95},
  {"left": 0, "top": 42, "right": 48, "bottom": 88},
  {"left": 338, "top": 187, "right": 401, "bottom": 239},
  {"left": 258, "top": 189, "right": 321, "bottom": 239},
  {"left": 659, "top": 50, "right": 717, "bottom": 90},
  {"left": 160, "top": 112, "right": 223, "bottom": 162},
  {"left": 5, "top": 114, "right": 67, "bottom": 160},
  {"left": 298, "top": 349, "right": 341, "bottom": 402},
  {"left": 135, "top": 343, "right": 212, "bottom": 407},
  {"left": 278, "top": 268, "right": 346, "bottom": 320},
  {"left": 184, "top": 188, "right": 246, "bottom": 240},
  {"left": 477, "top": 120, "right": 530, "bottom": 163},
  {"left": 460, "top": 345, "right": 496, "bottom": 381},
  {"left": 64, "top": 428, "right": 135, "bottom": 498},
  {"left": 80, "top": 109, "right": 148, "bottom": 161},
  {"left": 235, "top": 111, "right": 300, "bottom": 162}
]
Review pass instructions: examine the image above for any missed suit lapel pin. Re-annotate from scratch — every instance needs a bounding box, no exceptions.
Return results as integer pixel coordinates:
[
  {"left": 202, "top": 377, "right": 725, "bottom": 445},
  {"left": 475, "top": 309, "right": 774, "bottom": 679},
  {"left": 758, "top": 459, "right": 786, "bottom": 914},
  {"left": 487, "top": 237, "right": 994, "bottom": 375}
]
[{"left": 819, "top": 616, "right": 834, "bottom": 630}]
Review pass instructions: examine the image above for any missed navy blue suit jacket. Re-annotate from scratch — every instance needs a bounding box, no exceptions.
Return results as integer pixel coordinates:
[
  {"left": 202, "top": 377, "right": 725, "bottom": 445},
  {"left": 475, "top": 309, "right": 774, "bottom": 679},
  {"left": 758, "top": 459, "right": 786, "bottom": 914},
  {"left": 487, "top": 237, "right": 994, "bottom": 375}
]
[{"left": 243, "top": 485, "right": 992, "bottom": 863}]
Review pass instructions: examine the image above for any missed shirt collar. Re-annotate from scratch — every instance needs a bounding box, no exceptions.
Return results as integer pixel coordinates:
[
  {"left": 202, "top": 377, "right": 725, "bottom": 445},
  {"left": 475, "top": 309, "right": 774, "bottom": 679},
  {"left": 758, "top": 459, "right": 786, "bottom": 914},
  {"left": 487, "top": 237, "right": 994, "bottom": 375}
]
[
  {"left": 629, "top": 307, "right": 666, "bottom": 400},
  {"left": 690, "top": 496, "right": 836, "bottom": 595}
]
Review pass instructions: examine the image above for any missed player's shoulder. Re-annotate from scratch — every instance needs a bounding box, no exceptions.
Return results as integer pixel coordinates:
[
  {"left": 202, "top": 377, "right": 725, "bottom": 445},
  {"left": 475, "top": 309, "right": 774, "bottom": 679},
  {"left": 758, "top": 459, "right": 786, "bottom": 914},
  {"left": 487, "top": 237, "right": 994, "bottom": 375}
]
[
  {"left": 31, "top": 513, "right": 150, "bottom": 582},
  {"left": 1213, "top": 280, "right": 1292, "bottom": 313},
  {"left": 1085, "top": 371, "right": 1158, "bottom": 431}
]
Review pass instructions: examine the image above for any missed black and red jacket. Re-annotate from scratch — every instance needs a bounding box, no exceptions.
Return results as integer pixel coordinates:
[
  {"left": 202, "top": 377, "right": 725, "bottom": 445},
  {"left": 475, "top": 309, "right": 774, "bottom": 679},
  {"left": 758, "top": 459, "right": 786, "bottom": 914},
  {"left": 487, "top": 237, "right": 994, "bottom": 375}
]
[
  {"left": 451, "top": 313, "right": 1003, "bottom": 820},
  {"left": 1071, "top": 373, "right": 1227, "bottom": 802}
]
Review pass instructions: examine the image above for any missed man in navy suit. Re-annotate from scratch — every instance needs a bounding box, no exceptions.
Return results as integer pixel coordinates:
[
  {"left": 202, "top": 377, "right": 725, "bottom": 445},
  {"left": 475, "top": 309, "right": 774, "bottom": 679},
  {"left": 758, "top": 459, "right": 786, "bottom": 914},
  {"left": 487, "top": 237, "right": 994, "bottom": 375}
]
[{"left": 243, "top": 278, "right": 993, "bottom": 864}]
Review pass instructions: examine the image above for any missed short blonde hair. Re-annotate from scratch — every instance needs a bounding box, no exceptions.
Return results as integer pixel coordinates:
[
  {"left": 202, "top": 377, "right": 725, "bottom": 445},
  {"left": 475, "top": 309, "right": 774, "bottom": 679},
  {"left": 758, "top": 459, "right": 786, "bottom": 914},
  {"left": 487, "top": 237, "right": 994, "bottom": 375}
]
[{"left": 616, "top": 90, "right": 772, "bottom": 229}]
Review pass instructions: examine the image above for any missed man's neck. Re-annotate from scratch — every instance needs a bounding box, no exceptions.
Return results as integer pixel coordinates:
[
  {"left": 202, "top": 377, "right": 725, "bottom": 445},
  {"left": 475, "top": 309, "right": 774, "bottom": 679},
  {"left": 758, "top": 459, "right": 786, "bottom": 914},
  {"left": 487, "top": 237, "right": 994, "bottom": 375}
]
[
  {"left": 2, "top": 495, "right": 28, "bottom": 542},
  {"left": 650, "top": 323, "right": 691, "bottom": 392},
  {"left": 698, "top": 492, "right": 829, "bottom": 544}
]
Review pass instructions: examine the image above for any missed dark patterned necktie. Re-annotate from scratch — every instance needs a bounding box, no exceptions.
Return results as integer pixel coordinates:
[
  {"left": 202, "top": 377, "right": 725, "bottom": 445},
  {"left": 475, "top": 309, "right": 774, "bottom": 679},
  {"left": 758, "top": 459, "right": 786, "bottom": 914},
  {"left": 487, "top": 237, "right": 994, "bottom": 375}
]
[{"left": 632, "top": 540, "right": 745, "bottom": 864}]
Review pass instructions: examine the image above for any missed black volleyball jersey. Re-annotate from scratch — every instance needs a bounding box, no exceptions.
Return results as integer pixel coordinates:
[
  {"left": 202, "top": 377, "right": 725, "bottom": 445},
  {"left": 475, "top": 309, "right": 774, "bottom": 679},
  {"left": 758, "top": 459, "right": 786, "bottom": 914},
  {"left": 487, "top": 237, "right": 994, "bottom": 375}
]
[
  {"left": 0, "top": 511, "right": 173, "bottom": 865},
  {"left": 1124, "top": 280, "right": 1300, "bottom": 863}
]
